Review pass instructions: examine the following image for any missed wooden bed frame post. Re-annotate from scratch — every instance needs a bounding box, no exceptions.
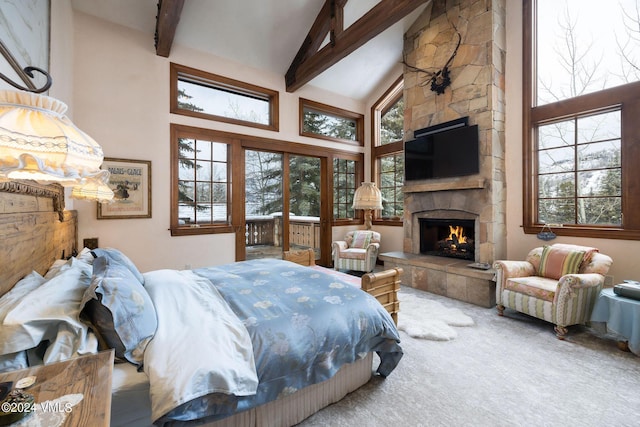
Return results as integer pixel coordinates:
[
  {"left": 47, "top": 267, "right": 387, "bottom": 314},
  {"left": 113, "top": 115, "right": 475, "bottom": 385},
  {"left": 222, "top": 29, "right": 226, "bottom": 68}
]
[{"left": 362, "top": 268, "right": 402, "bottom": 325}]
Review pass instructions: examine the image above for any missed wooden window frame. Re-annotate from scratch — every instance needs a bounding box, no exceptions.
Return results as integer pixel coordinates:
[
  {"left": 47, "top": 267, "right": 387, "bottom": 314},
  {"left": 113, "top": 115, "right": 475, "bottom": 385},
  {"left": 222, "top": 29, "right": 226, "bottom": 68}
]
[
  {"left": 523, "top": 0, "right": 640, "bottom": 240},
  {"left": 170, "top": 124, "right": 241, "bottom": 236},
  {"left": 371, "top": 76, "right": 404, "bottom": 226},
  {"left": 331, "top": 154, "right": 364, "bottom": 225},
  {"left": 299, "top": 98, "right": 364, "bottom": 146},
  {"left": 170, "top": 125, "right": 364, "bottom": 264},
  {"left": 170, "top": 63, "right": 279, "bottom": 132}
]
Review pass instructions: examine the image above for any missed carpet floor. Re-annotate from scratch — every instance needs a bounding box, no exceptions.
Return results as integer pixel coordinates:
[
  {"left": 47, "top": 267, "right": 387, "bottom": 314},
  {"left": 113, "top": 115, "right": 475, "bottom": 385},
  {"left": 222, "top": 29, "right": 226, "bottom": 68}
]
[{"left": 298, "top": 286, "right": 640, "bottom": 427}]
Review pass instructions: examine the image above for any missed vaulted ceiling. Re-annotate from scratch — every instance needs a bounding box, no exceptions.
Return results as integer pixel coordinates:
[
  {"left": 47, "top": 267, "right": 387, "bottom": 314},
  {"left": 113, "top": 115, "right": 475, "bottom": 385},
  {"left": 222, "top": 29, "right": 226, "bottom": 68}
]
[{"left": 71, "top": 0, "right": 430, "bottom": 101}]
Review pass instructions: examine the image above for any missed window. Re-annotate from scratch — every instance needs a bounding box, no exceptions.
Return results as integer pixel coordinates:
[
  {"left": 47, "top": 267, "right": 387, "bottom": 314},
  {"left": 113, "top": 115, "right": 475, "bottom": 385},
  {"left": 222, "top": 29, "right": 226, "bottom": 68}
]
[
  {"left": 379, "top": 153, "right": 404, "bottom": 219},
  {"left": 170, "top": 63, "right": 279, "bottom": 131},
  {"left": 332, "top": 156, "right": 362, "bottom": 222},
  {"left": 300, "top": 98, "right": 364, "bottom": 146},
  {"left": 537, "top": 111, "right": 621, "bottom": 226},
  {"left": 524, "top": 0, "right": 640, "bottom": 239},
  {"left": 170, "top": 125, "right": 237, "bottom": 236},
  {"left": 372, "top": 77, "right": 404, "bottom": 224}
]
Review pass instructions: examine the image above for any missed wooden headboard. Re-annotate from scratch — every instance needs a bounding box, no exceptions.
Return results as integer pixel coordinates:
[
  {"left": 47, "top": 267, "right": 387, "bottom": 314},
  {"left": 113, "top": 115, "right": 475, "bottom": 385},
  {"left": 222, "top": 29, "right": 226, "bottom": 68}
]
[{"left": 0, "top": 181, "right": 77, "bottom": 296}]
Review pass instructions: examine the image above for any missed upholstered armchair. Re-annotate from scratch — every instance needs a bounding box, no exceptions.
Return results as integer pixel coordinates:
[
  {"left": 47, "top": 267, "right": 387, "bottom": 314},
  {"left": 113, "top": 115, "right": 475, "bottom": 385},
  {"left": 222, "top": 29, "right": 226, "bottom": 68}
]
[
  {"left": 494, "top": 243, "right": 613, "bottom": 339},
  {"left": 332, "top": 230, "right": 381, "bottom": 273}
]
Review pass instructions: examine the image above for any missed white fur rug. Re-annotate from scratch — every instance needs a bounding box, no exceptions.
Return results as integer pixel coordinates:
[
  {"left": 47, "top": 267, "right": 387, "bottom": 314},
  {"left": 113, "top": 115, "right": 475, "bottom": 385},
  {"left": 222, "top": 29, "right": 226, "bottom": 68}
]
[{"left": 397, "top": 291, "right": 474, "bottom": 340}]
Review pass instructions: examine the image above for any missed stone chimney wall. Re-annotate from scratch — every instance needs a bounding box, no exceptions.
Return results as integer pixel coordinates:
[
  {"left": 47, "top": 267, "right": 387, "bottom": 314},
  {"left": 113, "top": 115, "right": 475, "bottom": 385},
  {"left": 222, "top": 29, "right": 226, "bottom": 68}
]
[{"left": 402, "top": 0, "right": 507, "bottom": 263}]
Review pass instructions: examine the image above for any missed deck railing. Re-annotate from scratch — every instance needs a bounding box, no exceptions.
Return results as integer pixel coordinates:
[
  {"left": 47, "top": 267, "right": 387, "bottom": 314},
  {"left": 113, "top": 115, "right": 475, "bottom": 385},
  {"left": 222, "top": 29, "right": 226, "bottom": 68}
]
[{"left": 245, "top": 215, "right": 319, "bottom": 249}]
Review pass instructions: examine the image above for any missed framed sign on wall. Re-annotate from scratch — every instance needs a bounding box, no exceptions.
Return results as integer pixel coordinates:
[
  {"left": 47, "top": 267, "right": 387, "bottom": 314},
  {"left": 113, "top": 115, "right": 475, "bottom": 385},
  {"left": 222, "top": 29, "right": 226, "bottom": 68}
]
[{"left": 98, "top": 158, "right": 152, "bottom": 219}]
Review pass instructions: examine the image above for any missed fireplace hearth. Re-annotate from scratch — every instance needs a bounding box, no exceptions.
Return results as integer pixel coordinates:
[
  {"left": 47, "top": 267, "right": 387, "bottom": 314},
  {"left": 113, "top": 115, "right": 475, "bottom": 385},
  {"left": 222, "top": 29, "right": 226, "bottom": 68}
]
[{"left": 419, "top": 218, "right": 475, "bottom": 261}]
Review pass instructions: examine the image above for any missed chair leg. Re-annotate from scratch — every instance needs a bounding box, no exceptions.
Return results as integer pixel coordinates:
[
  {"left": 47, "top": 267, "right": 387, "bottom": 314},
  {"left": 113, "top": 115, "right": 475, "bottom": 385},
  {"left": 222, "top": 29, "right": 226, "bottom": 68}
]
[
  {"left": 497, "top": 304, "right": 504, "bottom": 316},
  {"left": 554, "top": 325, "right": 568, "bottom": 340}
]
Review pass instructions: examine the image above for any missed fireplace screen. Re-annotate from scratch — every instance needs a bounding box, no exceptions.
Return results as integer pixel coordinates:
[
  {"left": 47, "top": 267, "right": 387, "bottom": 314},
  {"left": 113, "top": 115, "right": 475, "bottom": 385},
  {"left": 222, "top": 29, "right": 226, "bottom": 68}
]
[{"left": 419, "top": 218, "right": 475, "bottom": 260}]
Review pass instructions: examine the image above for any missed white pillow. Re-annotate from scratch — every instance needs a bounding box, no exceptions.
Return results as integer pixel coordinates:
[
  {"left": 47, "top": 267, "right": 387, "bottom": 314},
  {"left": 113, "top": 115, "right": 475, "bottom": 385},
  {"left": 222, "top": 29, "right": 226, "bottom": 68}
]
[
  {"left": 76, "top": 247, "right": 95, "bottom": 264},
  {"left": 43, "top": 248, "right": 95, "bottom": 280},
  {"left": 44, "top": 259, "right": 68, "bottom": 280},
  {"left": 2, "top": 258, "right": 98, "bottom": 362},
  {"left": 0, "top": 270, "right": 45, "bottom": 332}
]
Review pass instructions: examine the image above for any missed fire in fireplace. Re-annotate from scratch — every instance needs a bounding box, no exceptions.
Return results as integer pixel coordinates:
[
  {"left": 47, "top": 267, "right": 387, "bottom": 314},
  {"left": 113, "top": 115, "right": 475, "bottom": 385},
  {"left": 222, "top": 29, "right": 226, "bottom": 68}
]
[{"left": 419, "top": 218, "right": 475, "bottom": 260}]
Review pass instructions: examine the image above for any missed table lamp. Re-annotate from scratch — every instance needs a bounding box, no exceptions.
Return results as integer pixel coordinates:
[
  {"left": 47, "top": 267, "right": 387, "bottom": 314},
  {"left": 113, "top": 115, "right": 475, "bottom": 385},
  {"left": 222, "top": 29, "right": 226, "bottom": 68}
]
[{"left": 352, "top": 182, "right": 382, "bottom": 230}]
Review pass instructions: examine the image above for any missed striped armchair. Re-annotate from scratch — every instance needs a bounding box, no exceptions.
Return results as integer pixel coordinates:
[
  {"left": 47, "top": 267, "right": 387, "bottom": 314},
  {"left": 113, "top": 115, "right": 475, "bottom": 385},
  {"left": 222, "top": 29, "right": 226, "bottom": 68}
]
[
  {"left": 332, "top": 230, "right": 380, "bottom": 273},
  {"left": 494, "top": 244, "right": 613, "bottom": 339}
]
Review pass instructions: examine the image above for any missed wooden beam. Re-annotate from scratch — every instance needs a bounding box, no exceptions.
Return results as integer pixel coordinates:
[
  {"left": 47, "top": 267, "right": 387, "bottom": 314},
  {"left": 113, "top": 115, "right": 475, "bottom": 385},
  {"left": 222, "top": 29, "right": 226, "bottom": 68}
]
[
  {"left": 285, "top": 1, "right": 334, "bottom": 85},
  {"left": 155, "top": 0, "right": 185, "bottom": 57},
  {"left": 286, "top": 0, "right": 428, "bottom": 93}
]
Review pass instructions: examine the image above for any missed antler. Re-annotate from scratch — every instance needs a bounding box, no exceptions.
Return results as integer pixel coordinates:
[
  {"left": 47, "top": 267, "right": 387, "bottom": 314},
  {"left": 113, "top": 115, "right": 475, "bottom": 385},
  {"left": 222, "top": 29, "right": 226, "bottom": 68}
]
[{"left": 402, "top": 23, "right": 462, "bottom": 95}]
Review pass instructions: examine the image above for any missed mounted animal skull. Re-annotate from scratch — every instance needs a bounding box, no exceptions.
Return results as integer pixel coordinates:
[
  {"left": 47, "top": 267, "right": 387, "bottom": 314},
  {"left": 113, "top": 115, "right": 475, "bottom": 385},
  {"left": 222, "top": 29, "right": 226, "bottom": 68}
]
[{"left": 403, "top": 24, "right": 462, "bottom": 95}]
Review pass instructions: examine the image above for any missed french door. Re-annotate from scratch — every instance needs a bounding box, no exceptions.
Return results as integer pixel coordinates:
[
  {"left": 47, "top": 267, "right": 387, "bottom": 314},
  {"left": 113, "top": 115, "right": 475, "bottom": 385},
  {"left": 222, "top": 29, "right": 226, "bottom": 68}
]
[{"left": 243, "top": 149, "right": 326, "bottom": 263}]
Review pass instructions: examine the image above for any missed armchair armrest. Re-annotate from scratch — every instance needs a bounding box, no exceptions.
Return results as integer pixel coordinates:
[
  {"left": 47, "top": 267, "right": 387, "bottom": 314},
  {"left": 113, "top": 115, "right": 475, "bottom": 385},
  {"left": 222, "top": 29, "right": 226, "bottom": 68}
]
[
  {"left": 493, "top": 260, "right": 536, "bottom": 278},
  {"left": 493, "top": 261, "right": 536, "bottom": 304},
  {"left": 558, "top": 273, "right": 605, "bottom": 291},
  {"left": 365, "top": 242, "right": 380, "bottom": 256},
  {"left": 332, "top": 241, "right": 348, "bottom": 254},
  {"left": 555, "top": 273, "right": 606, "bottom": 324}
]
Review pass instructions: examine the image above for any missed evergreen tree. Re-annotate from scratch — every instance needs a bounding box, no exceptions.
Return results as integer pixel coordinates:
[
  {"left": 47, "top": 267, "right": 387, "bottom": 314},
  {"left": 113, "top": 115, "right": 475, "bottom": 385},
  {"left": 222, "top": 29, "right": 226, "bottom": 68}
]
[{"left": 381, "top": 98, "right": 404, "bottom": 144}]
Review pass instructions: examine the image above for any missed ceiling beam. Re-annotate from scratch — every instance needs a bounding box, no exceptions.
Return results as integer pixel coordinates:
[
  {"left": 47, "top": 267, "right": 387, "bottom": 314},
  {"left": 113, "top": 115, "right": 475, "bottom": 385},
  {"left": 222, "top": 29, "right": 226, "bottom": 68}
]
[
  {"left": 155, "top": 0, "right": 185, "bottom": 57},
  {"left": 285, "top": 1, "right": 334, "bottom": 84},
  {"left": 285, "top": 0, "right": 428, "bottom": 93}
]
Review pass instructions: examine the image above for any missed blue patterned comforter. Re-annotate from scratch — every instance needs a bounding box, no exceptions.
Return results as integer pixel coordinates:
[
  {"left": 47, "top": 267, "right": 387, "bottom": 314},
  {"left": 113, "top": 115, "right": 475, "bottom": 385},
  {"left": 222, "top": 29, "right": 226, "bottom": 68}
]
[{"left": 152, "top": 259, "right": 402, "bottom": 424}]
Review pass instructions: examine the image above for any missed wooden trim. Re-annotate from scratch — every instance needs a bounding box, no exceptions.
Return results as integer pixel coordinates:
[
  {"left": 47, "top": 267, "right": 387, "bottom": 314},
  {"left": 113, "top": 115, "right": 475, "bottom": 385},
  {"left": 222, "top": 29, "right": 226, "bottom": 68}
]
[
  {"left": 169, "top": 124, "right": 239, "bottom": 237},
  {"left": 0, "top": 180, "right": 64, "bottom": 220},
  {"left": 320, "top": 155, "right": 332, "bottom": 265},
  {"left": 170, "top": 125, "right": 366, "bottom": 259},
  {"left": 299, "top": 98, "right": 364, "bottom": 146},
  {"left": 330, "top": 153, "right": 364, "bottom": 225},
  {"left": 371, "top": 77, "right": 404, "bottom": 225},
  {"left": 530, "top": 83, "right": 640, "bottom": 123},
  {"left": 285, "top": 1, "right": 333, "bottom": 85},
  {"left": 232, "top": 138, "right": 246, "bottom": 261},
  {"left": 622, "top": 98, "right": 640, "bottom": 230},
  {"left": 170, "top": 63, "right": 279, "bottom": 132},
  {"left": 155, "top": 0, "right": 185, "bottom": 57},
  {"left": 282, "top": 153, "right": 291, "bottom": 250},
  {"left": 286, "top": 0, "right": 429, "bottom": 92},
  {"left": 522, "top": 0, "right": 640, "bottom": 240}
]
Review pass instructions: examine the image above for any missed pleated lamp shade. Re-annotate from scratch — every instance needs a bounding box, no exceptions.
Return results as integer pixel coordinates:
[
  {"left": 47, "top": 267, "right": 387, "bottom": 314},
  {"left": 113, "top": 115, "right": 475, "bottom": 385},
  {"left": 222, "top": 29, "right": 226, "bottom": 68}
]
[
  {"left": 0, "top": 90, "right": 113, "bottom": 202},
  {"left": 352, "top": 182, "right": 383, "bottom": 210}
]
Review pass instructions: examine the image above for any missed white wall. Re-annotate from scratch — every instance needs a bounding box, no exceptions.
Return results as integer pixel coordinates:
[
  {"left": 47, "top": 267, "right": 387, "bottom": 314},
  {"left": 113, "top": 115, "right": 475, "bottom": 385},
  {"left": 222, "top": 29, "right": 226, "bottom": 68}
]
[
  {"left": 68, "top": 10, "right": 365, "bottom": 273},
  {"left": 55, "top": 3, "right": 637, "bottom": 281},
  {"left": 504, "top": 0, "right": 638, "bottom": 283}
]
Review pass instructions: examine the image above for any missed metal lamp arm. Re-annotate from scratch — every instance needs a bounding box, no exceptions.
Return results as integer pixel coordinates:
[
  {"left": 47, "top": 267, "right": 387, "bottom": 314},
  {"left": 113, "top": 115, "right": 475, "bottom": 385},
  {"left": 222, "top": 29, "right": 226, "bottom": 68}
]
[{"left": 0, "top": 39, "right": 52, "bottom": 93}]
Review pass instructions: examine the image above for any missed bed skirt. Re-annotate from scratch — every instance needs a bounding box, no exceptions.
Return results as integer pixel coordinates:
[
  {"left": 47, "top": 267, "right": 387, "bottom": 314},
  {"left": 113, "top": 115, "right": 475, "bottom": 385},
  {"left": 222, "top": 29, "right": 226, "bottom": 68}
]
[
  {"left": 198, "top": 352, "right": 374, "bottom": 427},
  {"left": 112, "top": 352, "right": 374, "bottom": 427}
]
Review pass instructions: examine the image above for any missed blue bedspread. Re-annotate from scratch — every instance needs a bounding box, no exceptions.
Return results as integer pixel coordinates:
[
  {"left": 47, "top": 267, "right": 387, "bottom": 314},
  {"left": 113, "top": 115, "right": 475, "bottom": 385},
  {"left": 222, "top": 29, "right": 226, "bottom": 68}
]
[{"left": 169, "top": 258, "right": 403, "bottom": 422}]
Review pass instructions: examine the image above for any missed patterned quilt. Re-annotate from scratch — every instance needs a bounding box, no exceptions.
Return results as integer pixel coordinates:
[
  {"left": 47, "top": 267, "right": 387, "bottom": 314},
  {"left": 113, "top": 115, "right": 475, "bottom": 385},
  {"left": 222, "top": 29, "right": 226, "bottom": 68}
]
[{"left": 150, "top": 258, "right": 403, "bottom": 424}]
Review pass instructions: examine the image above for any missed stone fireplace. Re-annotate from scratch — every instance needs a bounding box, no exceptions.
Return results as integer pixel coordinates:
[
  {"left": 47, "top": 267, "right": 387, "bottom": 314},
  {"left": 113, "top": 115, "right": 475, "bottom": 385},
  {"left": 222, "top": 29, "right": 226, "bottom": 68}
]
[{"left": 379, "top": 0, "right": 507, "bottom": 308}]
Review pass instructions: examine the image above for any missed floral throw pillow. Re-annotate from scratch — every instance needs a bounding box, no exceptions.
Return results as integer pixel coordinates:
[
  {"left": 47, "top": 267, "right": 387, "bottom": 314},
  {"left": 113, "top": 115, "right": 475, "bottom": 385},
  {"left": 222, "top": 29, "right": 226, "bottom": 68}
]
[
  {"left": 537, "top": 245, "right": 586, "bottom": 280},
  {"left": 350, "top": 231, "right": 372, "bottom": 249}
]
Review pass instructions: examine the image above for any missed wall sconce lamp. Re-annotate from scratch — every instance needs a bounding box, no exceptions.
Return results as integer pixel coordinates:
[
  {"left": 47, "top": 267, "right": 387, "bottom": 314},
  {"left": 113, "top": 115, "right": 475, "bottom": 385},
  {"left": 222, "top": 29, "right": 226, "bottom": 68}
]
[
  {"left": 352, "top": 182, "right": 383, "bottom": 230},
  {"left": 0, "top": 39, "right": 113, "bottom": 202}
]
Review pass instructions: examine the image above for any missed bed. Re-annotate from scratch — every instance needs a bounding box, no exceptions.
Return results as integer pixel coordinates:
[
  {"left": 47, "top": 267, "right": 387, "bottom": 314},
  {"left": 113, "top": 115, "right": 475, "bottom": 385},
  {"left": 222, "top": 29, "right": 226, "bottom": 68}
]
[
  {"left": 0, "top": 181, "right": 403, "bottom": 427},
  {"left": 283, "top": 248, "right": 401, "bottom": 325}
]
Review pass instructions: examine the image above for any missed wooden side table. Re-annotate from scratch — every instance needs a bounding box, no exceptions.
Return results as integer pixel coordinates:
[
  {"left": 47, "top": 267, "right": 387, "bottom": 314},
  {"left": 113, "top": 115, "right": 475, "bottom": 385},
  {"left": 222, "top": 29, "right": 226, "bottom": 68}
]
[{"left": 0, "top": 350, "right": 114, "bottom": 426}]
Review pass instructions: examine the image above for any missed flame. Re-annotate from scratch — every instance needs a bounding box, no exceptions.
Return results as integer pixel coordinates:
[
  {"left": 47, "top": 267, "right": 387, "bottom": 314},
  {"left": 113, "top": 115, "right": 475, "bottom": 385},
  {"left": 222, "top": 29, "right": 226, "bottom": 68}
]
[{"left": 447, "top": 225, "right": 467, "bottom": 248}]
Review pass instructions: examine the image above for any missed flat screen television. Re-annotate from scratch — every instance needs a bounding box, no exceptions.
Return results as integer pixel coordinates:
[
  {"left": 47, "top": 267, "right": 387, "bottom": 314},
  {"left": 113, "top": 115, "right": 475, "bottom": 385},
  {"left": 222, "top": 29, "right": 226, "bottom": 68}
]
[{"left": 405, "top": 121, "right": 479, "bottom": 181}]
